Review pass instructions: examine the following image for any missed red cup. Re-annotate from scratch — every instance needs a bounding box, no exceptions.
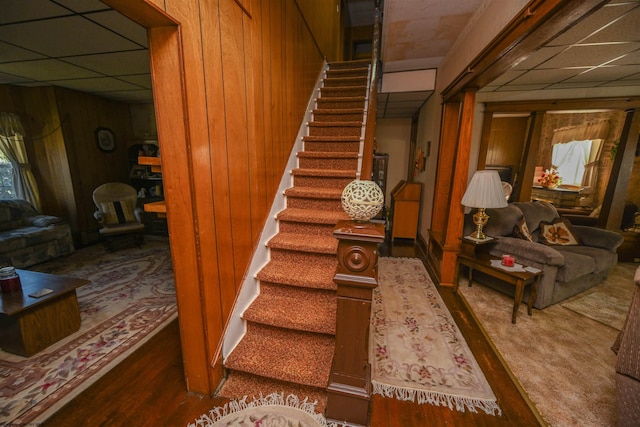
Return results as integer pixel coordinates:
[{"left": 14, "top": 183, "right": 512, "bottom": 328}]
[{"left": 501, "top": 255, "right": 515, "bottom": 267}]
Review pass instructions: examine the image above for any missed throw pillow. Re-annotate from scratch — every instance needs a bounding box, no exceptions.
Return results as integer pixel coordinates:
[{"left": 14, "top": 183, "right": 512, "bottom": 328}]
[
  {"left": 539, "top": 217, "right": 581, "bottom": 246},
  {"left": 512, "top": 216, "right": 533, "bottom": 242},
  {"left": 100, "top": 200, "right": 136, "bottom": 225}
]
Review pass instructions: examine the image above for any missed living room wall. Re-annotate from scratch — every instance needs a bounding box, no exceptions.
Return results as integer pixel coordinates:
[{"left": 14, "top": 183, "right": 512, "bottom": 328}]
[{"left": 0, "top": 83, "right": 133, "bottom": 246}]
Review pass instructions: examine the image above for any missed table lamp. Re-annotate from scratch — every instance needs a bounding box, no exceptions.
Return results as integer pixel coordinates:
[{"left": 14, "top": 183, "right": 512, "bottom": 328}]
[{"left": 461, "top": 170, "right": 508, "bottom": 240}]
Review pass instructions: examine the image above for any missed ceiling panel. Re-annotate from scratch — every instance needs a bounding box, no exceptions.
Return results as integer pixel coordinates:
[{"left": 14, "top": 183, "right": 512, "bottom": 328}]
[
  {"left": 64, "top": 50, "right": 150, "bottom": 76},
  {"left": 0, "top": 17, "right": 142, "bottom": 57},
  {"left": 0, "top": 59, "right": 101, "bottom": 81}
]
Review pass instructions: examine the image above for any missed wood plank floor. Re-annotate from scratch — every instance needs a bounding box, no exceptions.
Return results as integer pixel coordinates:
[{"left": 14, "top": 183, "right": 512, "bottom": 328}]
[{"left": 42, "top": 240, "right": 543, "bottom": 426}]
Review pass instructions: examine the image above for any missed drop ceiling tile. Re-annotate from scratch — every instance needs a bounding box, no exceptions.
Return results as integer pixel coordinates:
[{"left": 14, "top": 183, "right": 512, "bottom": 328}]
[
  {"left": 512, "top": 46, "right": 565, "bottom": 70},
  {"left": 546, "top": 81, "right": 605, "bottom": 90},
  {"left": 51, "top": 77, "right": 143, "bottom": 93},
  {"left": 563, "top": 64, "right": 640, "bottom": 83},
  {"left": 0, "top": 16, "right": 140, "bottom": 57},
  {"left": 0, "top": 41, "right": 46, "bottom": 63},
  {"left": 582, "top": 5, "right": 640, "bottom": 44},
  {"left": 509, "top": 68, "right": 581, "bottom": 85},
  {"left": 0, "top": 59, "right": 101, "bottom": 81},
  {"left": 541, "top": 43, "right": 640, "bottom": 69},
  {"left": 54, "top": 0, "right": 110, "bottom": 13},
  {"left": 388, "top": 91, "right": 431, "bottom": 102},
  {"left": 64, "top": 51, "right": 150, "bottom": 76},
  {"left": 0, "top": 72, "right": 33, "bottom": 85},
  {"left": 87, "top": 11, "right": 148, "bottom": 47},
  {"left": 118, "top": 74, "right": 153, "bottom": 89},
  {"left": 548, "top": 2, "right": 638, "bottom": 46},
  {"left": 494, "top": 84, "right": 551, "bottom": 92},
  {"left": 0, "top": 0, "right": 71, "bottom": 25},
  {"left": 610, "top": 48, "right": 640, "bottom": 65},
  {"left": 487, "top": 69, "right": 527, "bottom": 86},
  {"left": 106, "top": 90, "right": 154, "bottom": 103}
]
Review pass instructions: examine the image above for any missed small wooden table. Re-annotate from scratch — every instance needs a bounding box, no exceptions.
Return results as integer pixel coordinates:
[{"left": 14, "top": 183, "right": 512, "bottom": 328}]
[
  {"left": 454, "top": 239, "right": 542, "bottom": 323},
  {"left": 0, "top": 270, "right": 90, "bottom": 356}
]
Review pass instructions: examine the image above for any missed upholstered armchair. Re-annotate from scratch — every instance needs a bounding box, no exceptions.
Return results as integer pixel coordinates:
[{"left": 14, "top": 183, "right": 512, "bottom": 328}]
[
  {"left": 92, "top": 182, "right": 144, "bottom": 250},
  {"left": 613, "top": 266, "right": 640, "bottom": 427}
]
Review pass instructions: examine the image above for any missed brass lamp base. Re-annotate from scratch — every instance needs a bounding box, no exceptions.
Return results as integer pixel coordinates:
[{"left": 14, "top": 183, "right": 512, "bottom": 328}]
[{"left": 470, "top": 208, "right": 490, "bottom": 240}]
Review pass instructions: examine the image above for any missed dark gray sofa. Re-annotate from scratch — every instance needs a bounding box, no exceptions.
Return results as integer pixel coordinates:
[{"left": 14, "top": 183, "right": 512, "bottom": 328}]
[
  {"left": 0, "top": 200, "right": 74, "bottom": 268},
  {"left": 463, "top": 200, "right": 624, "bottom": 309}
]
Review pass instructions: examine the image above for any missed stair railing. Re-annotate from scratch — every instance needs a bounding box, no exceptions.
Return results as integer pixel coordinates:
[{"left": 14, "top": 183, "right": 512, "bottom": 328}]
[{"left": 359, "top": 8, "right": 382, "bottom": 181}]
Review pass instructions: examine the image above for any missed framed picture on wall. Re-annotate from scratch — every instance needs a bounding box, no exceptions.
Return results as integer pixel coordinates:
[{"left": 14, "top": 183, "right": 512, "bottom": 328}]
[{"left": 95, "top": 127, "right": 115, "bottom": 152}]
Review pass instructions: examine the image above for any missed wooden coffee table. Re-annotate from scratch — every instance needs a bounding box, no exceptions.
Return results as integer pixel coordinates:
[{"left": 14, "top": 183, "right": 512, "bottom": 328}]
[
  {"left": 454, "top": 250, "right": 542, "bottom": 324},
  {"left": 0, "top": 269, "right": 90, "bottom": 356}
]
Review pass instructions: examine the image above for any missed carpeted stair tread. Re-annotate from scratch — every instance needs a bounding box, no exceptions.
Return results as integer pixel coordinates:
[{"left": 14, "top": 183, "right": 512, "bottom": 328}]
[
  {"left": 328, "top": 60, "right": 370, "bottom": 69},
  {"left": 320, "top": 86, "right": 367, "bottom": 97},
  {"left": 267, "top": 232, "right": 337, "bottom": 254},
  {"left": 303, "top": 135, "right": 361, "bottom": 142},
  {"left": 224, "top": 323, "right": 334, "bottom": 388},
  {"left": 276, "top": 207, "right": 349, "bottom": 224},
  {"left": 285, "top": 186, "right": 343, "bottom": 199},
  {"left": 291, "top": 168, "right": 356, "bottom": 178},
  {"left": 323, "top": 76, "right": 368, "bottom": 87},
  {"left": 219, "top": 371, "right": 328, "bottom": 413},
  {"left": 313, "top": 108, "right": 364, "bottom": 115},
  {"left": 257, "top": 259, "right": 337, "bottom": 290},
  {"left": 297, "top": 151, "right": 359, "bottom": 159},
  {"left": 243, "top": 284, "right": 336, "bottom": 334}
]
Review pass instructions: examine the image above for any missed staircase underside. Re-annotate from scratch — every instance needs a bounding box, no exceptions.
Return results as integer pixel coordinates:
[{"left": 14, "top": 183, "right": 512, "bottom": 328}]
[{"left": 218, "top": 59, "right": 370, "bottom": 413}]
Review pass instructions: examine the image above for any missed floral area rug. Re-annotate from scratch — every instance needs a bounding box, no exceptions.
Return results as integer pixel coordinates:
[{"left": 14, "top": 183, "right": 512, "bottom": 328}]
[
  {"left": 371, "top": 257, "right": 501, "bottom": 415},
  {"left": 0, "top": 237, "right": 176, "bottom": 425},
  {"left": 190, "top": 392, "right": 339, "bottom": 427}
]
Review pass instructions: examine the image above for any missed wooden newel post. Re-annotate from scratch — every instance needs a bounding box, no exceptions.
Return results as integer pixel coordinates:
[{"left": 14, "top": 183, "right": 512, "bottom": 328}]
[{"left": 326, "top": 220, "right": 385, "bottom": 427}]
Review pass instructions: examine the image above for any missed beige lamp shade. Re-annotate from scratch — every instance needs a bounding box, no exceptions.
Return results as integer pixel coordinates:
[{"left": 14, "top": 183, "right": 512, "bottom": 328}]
[{"left": 461, "top": 170, "right": 509, "bottom": 209}]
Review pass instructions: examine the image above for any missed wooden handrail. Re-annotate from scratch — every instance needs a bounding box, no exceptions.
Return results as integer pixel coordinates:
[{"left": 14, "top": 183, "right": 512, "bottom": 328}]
[{"left": 360, "top": 9, "right": 382, "bottom": 181}]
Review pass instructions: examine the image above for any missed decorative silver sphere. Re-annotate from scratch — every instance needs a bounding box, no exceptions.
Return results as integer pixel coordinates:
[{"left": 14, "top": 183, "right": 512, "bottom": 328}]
[{"left": 341, "top": 179, "right": 384, "bottom": 222}]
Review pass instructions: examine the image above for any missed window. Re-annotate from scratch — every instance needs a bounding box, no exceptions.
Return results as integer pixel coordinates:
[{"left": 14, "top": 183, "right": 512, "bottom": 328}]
[
  {"left": 0, "top": 151, "right": 16, "bottom": 199},
  {"left": 551, "top": 139, "right": 603, "bottom": 187}
]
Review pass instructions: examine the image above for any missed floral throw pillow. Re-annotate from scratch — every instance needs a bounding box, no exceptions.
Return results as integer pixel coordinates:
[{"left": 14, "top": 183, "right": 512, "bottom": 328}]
[
  {"left": 512, "top": 216, "right": 533, "bottom": 242},
  {"left": 539, "top": 218, "right": 581, "bottom": 246}
]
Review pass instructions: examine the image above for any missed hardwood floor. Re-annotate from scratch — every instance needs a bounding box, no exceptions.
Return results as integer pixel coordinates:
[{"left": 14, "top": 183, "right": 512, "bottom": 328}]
[{"left": 42, "top": 239, "right": 543, "bottom": 426}]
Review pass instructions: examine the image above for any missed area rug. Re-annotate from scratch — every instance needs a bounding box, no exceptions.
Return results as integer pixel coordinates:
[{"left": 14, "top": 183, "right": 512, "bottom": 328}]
[
  {"left": 370, "top": 257, "right": 501, "bottom": 415},
  {"left": 561, "top": 291, "right": 629, "bottom": 330},
  {"left": 190, "top": 392, "right": 339, "bottom": 427},
  {"left": 0, "top": 237, "right": 176, "bottom": 425},
  {"left": 457, "top": 262, "right": 637, "bottom": 426}
]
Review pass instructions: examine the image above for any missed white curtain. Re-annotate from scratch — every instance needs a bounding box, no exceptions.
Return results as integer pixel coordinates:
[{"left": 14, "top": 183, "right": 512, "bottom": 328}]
[
  {"left": 552, "top": 139, "right": 592, "bottom": 186},
  {"left": 0, "top": 113, "right": 41, "bottom": 210}
]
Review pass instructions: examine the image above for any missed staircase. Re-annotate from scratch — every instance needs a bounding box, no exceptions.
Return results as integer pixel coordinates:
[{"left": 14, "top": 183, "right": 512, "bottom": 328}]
[{"left": 218, "top": 60, "right": 371, "bottom": 411}]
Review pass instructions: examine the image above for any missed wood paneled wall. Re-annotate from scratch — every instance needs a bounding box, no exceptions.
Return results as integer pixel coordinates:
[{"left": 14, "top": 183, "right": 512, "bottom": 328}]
[
  {"left": 109, "top": 0, "right": 334, "bottom": 394},
  {"left": 0, "top": 84, "right": 132, "bottom": 245}
]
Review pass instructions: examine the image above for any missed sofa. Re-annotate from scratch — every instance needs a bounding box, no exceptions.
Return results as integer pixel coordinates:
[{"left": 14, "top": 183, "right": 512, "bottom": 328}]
[
  {"left": 612, "top": 266, "right": 640, "bottom": 427},
  {"left": 0, "top": 199, "right": 74, "bottom": 268},
  {"left": 463, "top": 200, "right": 624, "bottom": 309}
]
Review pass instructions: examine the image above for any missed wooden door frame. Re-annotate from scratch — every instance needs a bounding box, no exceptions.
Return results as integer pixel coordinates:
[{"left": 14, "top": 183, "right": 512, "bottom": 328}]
[
  {"left": 103, "top": 0, "right": 216, "bottom": 395},
  {"left": 428, "top": 0, "right": 610, "bottom": 284}
]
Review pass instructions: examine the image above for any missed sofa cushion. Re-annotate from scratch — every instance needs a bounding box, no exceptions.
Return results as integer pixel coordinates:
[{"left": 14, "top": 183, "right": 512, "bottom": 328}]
[
  {"left": 0, "top": 225, "right": 69, "bottom": 251},
  {"left": 513, "top": 201, "right": 558, "bottom": 233},
  {"left": 479, "top": 204, "right": 524, "bottom": 237},
  {"left": 556, "top": 246, "right": 617, "bottom": 274},
  {"left": 539, "top": 217, "right": 581, "bottom": 246},
  {"left": 513, "top": 216, "right": 533, "bottom": 241},
  {"left": 556, "top": 251, "right": 595, "bottom": 282}
]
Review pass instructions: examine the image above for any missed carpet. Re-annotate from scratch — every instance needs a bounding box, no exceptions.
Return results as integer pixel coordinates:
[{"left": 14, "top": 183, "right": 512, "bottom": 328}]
[
  {"left": 458, "top": 262, "right": 637, "bottom": 426},
  {"left": 561, "top": 291, "right": 629, "bottom": 330},
  {"left": 370, "top": 257, "right": 501, "bottom": 415},
  {"left": 0, "top": 237, "right": 176, "bottom": 425},
  {"left": 190, "top": 393, "right": 339, "bottom": 427}
]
